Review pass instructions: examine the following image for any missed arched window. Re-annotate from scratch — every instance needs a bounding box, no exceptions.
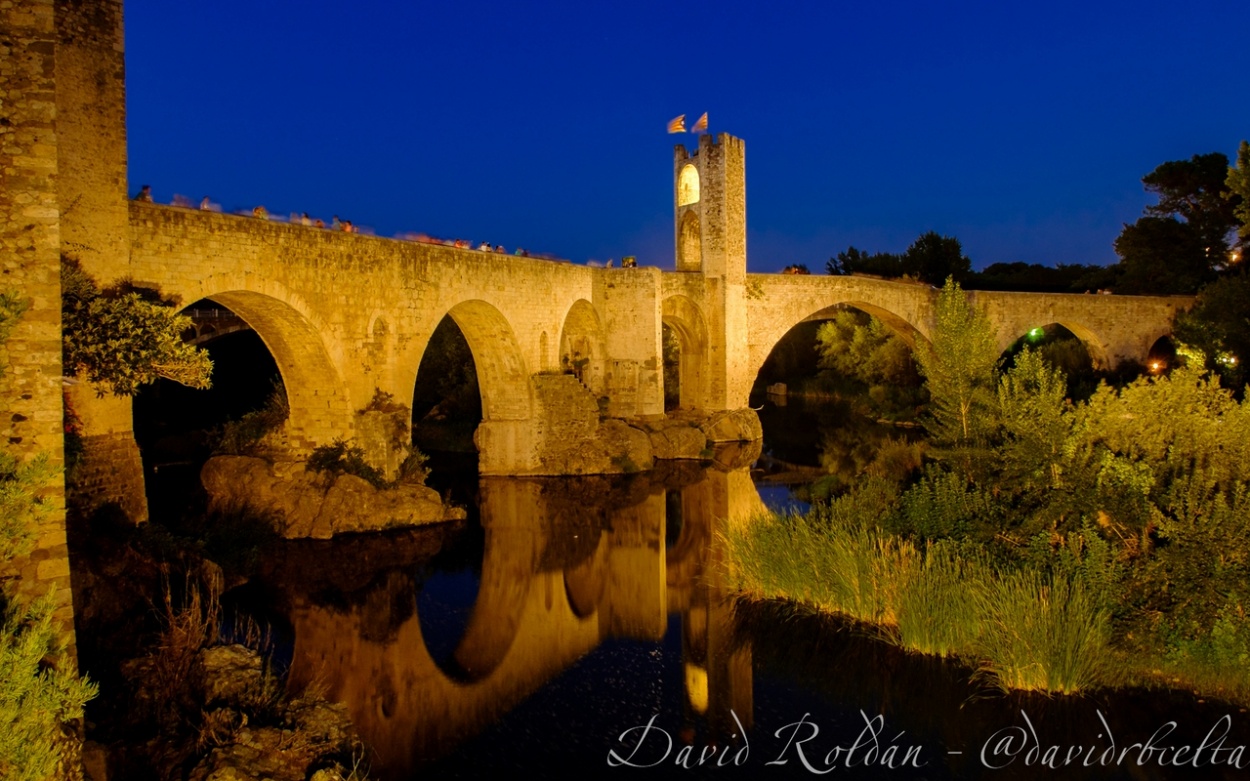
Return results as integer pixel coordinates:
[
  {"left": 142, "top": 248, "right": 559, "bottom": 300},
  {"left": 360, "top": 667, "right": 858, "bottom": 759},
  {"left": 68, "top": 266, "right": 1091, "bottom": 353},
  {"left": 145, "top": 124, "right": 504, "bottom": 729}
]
[{"left": 677, "top": 164, "right": 700, "bottom": 206}]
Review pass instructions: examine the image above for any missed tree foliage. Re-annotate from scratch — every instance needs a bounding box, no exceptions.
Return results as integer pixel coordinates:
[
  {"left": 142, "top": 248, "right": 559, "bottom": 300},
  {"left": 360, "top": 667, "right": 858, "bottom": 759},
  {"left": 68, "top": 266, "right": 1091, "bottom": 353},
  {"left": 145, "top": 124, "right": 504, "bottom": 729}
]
[
  {"left": 914, "top": 279, "right": 1000, "bottom": 451},
  {"left": 1142, "top": 151, "right": 1241, "bottom": 255},
  {"left": 826, "top": 232, "right": 971, "bottom": 286},
  {"left": 816, "top": 311, "right": 918, "bottom": 388},
  {"left": 1114, "top": 216, "right": 1213, "bottom": 295},
  {"left": 0, "top": 294, "right": 97, "bottom": 780},
  {"left": 1173, "top": 273, "right": 1250, "bottom": 391},
  {"left": 61, "top": 256, "right": 212, "bottom": 396},
  {"left": 814, "top": 310, "right": 926, "bottom": 421},
  {"left": 1114, "top": 152, "right": 1243, "bottom": 295},
  {"left": 1228, "top": 140, "right": 1250, "bottom": 245}
]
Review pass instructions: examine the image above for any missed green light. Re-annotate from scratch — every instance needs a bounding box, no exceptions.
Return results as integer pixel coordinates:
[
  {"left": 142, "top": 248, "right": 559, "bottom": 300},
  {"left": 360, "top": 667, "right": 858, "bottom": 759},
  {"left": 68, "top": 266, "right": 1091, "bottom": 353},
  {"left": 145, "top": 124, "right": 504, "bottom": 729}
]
[{"left": 1028, "top": 328, "right": 1043, "bottom": 339}]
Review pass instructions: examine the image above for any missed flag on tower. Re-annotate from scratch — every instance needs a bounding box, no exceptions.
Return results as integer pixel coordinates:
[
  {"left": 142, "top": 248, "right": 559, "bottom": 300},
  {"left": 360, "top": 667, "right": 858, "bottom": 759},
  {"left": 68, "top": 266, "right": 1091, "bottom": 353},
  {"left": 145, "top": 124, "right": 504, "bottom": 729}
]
[
  {"left": 667, "top": 114, "right": 686, "bottom": 134},
  {"left": 692, "top": 112, "right": 708, "bottom": 133}
]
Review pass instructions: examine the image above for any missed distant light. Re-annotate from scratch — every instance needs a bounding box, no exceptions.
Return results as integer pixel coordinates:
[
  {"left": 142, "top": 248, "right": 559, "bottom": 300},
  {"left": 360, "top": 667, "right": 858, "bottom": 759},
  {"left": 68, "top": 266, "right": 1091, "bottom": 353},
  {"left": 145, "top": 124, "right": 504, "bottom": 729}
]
[
  {"left": 1028, "top": 327, "right": 1043, "bottom": 340},
  {"left": 1149, "top": 360, "right": 1164, "bottom": 373},
  {"left": 1217, "top": 353, "right": 1238, "bottom": 367}
]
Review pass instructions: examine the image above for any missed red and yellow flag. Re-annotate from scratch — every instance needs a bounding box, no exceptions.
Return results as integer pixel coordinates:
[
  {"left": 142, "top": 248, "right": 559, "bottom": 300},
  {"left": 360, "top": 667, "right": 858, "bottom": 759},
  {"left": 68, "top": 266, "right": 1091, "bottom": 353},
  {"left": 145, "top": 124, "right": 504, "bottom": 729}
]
[
  {"left": 692, "top": 112, "right": 708, "bottom": 133},
  {"left": 667, "top": 114, "right": 686, "bottom": 134}
]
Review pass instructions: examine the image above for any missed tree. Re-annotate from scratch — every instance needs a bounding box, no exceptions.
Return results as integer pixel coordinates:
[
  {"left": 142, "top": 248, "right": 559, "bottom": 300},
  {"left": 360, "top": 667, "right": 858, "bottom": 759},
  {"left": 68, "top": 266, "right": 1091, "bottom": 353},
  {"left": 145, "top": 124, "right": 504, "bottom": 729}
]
[
  {"left": 61, "top": 257, "right": 212, "bottom": 396},
  {"left": 826, "top": 246, "right": 906, "bottom": 277},
  {"left": 816, "top": 310, "right": 920, "bottom": 388},
  {"left": 1173, "top": 272, "right": 1250, "bottom": 391},
  {"left": 1228, "top": 141, "right": 1250, "bottom": 246},
  {"left": 1113, "top": 216, "right": 1213, "bottom": 295},
  {"left": 0, "top": 294, "right": 97, "bottom": 780},
  {"left": 826, "top": 232, "right": 971, "bottom": 285},
  {"left": 914, "top": 278, "right": 1000, "bottom": 452},
  {"left": 1142, "top": 152, "right": 1241, "bottom": 256},
  {"left": 904, "top": 231, "right": 971, "bottom": 286}
]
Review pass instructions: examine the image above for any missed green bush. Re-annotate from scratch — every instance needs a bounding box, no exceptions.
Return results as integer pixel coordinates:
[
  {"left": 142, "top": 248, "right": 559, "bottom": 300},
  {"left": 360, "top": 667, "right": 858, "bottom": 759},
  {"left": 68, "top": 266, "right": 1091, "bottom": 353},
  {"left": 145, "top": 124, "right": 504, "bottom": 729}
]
[{"left": 306, "top": 439, "right": 387, "bottom": 488}]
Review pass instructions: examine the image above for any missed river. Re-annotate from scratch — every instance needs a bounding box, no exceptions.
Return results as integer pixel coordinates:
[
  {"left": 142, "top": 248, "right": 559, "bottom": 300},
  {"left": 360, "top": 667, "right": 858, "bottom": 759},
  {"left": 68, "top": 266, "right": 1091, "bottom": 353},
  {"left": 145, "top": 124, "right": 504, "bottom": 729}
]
[{"left": 182, "top": 398, "right": 1250, "bottom": 780}]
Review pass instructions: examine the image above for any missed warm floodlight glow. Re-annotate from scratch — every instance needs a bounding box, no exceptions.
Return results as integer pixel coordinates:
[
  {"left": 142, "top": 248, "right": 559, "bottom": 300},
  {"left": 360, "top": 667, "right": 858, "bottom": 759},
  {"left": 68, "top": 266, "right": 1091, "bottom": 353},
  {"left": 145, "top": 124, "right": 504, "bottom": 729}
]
[
  {"left": 1149, "top": 360, "right": 1164, "bottom": 373},
  {"left": 677, "top": 164, "right": 700, "bottom": 206}
]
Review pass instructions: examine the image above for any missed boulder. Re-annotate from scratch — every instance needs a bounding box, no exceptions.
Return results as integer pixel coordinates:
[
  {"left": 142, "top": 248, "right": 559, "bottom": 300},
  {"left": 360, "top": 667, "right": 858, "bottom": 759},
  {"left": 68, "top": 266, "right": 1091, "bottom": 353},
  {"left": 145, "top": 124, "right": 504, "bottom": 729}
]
[
  {"left": 699, "top": 408, "right": 764, "bottom": 443},
  {"left": 201, "top": 456, "right": 465, "bottom": 539},
  {"left": 646, "top": 424, "right": 708, "bottom": 460}
]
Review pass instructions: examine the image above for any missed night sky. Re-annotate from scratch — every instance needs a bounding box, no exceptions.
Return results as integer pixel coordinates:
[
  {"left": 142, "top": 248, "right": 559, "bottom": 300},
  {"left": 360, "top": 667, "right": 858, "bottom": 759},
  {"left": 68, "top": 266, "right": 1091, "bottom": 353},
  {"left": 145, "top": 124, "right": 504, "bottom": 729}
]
[{"left": 125, "top": 0, "right": 1250, "bottom": 273}]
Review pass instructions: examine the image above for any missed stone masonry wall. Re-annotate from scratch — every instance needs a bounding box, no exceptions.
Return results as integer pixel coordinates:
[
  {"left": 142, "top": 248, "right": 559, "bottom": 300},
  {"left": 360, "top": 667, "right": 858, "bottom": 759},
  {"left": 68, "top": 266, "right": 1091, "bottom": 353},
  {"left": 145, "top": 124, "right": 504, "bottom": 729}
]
[{"left": 0, "top": 0, "right": 75, "bottom": 637}]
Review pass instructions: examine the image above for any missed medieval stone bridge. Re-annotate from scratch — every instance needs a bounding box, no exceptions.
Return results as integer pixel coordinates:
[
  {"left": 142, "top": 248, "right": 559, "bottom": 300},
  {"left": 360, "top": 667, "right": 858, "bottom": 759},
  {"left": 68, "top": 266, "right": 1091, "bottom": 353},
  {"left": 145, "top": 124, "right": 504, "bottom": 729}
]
[{"left": 116, "top": 197, "right": 1186, "bottom": 481}]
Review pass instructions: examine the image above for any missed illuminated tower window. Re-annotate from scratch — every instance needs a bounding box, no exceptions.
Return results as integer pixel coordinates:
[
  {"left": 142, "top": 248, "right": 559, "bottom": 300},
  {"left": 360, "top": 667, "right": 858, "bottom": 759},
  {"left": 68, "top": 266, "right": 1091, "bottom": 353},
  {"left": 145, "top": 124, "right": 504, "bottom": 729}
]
[{"left": 677, "top": 164, "right": 700, "bottom": 206}]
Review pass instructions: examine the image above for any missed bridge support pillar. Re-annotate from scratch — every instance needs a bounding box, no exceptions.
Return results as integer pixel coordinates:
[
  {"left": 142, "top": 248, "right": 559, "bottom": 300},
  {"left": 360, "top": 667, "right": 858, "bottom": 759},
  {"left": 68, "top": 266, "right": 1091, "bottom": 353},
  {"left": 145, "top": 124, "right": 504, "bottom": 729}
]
[
  {"left": 595, "top": 268, "right": 665, "bottom": 418},
  {"left": 474, "top": 419, "right": 540, "bottom": 475},
  {"left": 65, "top": 384, "right": 148, "bottom": 524}
]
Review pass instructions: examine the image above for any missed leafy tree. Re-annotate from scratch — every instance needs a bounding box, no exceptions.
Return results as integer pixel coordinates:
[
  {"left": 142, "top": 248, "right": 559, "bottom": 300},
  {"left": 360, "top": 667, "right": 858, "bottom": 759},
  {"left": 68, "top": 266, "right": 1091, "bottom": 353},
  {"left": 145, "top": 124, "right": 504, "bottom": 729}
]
[
  {"left": 904, "top": 231, "right": 971, "bottom": 286},
  {"left": 1113, "top": 216, "right": 1213, "bottom": 295},
  {"left": 61, "top": 257, "right": 212, "bottom": 396},
  {"left": 1173, "top": 273, "right": 1250, "bottom": 391},
  {"left": 826, "top": 246, "right": 906, "bottom": 277},
  {"left": 967, "top": 262, "right": 1118, "bottom": 293},
  {"left": 781, "top": 264, "right": 811, "bottom": 275},
  {"left": 1113, "top": 152, "right": 1243, "bottom": 294},
  {"left": 1228, "top": 140, "right": 1250, "bottom": 246},
  {"left": 816, "top": 311, "right": 918, "bottom": 388},
  {"left": 0, "top": 295, "right": 97, "bottom": 780},
  {"left": 913, "top": 278, "right": 1000, "bottom": 453},
  {"left": 815, "top": 310, "right": 926, "bottom": 420},
  {"left": 826, "top": 232, "right": 970, "bottom": 286},
  {"left": 1142, "top": 152, "right": 1241, "bottom": 256}
]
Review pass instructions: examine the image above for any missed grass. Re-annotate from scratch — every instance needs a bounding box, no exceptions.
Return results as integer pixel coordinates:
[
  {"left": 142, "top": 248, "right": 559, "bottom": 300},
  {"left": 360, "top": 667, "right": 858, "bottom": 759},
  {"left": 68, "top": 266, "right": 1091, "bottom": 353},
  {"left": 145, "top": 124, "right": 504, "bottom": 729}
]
[{"left": 722, "top": 510, "right": 1119, "bottom": 695}]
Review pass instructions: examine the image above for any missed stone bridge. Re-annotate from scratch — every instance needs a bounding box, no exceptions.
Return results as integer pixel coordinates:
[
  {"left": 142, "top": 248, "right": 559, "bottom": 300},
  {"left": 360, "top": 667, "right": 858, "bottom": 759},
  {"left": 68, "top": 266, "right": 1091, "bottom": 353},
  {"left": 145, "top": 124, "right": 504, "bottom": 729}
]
[{"left": 107, "top": 199, "right": 1188, "bottom": 484}]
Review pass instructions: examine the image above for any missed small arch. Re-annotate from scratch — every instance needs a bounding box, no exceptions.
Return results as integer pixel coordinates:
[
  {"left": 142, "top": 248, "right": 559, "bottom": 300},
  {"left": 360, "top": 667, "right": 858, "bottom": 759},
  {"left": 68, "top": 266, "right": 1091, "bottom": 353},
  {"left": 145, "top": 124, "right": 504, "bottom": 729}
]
[
  {"left": 677, "top": 210, "right": 702, "bottom": 272},
  {"left": 187, "top": 289, "right": 351, "bottom": 452},
  {"left": 370, "top": 316, "right": 389, "bottom": 339},
  {"left": 677, "top": 164, "right": 700, "bottom": 206},
  {"left": 1002, "top": 321, "right": 1110, "bottom": 372},
  {"left": 558, "top": 300, "right": 607, "bottom": 394},
  {"left": 444, "top": 300, "right": 532, "bottom": 422},
  {"left": 662, "top": 295, "right": 709, "bottom": 410}
]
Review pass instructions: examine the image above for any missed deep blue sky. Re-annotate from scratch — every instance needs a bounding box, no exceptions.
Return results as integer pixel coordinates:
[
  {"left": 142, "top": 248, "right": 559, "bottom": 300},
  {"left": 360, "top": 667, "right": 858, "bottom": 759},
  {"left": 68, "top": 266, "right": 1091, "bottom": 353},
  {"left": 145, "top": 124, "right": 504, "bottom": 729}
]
[{"left": 125, "top": 0, "right": 1250, "bottom": 273}]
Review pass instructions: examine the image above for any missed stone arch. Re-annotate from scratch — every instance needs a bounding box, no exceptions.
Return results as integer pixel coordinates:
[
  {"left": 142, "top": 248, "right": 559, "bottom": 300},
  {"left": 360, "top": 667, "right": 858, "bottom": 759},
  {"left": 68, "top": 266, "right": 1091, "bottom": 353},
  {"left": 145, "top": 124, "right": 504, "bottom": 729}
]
[
  {"left": 437, "top": 299, "right": 532, "bottom": 422},
  {"left": 677, "top": 164, "right": 700, "bottom": 206},
  {"left": 189, "top": 288, "right": 353, "bottom": 453},
  {"left": 677, "top": 210, "right": 702, "bottom": 271},
  {"left": 1000, "top": 321, "right": 1111, "bottom": 370},
  {"left": 749, "top": 299, "right": 927, "bottom": 393},
  {"left": 557, "top": 299, "right": 607, "bottom": 394},
  {"left": 662, "top": 295, "right": 710, "bottom": 410}
]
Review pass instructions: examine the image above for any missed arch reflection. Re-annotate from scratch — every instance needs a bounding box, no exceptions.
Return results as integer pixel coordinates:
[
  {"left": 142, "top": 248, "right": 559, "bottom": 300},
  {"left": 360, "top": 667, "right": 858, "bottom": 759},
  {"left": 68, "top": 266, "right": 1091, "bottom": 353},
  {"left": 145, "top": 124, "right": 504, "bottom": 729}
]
[{"left": 272, "top": 458, "right": 765, "bottom": 778}]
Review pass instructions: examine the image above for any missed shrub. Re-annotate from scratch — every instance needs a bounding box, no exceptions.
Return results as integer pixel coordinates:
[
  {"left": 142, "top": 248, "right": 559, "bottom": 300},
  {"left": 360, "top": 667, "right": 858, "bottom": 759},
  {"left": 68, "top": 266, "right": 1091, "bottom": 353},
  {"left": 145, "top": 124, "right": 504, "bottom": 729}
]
[{"left": 307, "top": 439, "right": 387, "bottom": 488}]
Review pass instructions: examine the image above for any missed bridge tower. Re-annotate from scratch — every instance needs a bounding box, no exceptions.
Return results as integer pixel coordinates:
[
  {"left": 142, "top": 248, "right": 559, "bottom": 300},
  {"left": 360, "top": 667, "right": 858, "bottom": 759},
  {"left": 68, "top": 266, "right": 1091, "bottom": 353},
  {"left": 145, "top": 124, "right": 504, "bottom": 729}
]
[
  {"left": 674, "top": 134, "right": 746, "bottom": 282},
  {"left": 672, "top": 134, "right": 752, "bottom": 408}
]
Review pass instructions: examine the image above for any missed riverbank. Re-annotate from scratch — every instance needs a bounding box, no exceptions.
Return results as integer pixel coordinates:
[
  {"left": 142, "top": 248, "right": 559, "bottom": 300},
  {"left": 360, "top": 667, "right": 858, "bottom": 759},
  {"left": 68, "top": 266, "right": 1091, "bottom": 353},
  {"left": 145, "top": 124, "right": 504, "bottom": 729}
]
[{"left": 721, "top": 505, "right": 1250, "bottom": 705}]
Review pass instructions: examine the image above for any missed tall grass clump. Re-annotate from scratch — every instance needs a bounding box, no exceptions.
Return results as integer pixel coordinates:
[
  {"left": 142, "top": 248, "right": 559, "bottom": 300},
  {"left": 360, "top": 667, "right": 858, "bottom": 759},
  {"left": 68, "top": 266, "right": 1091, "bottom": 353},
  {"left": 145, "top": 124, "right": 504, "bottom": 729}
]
[
  {"left": 723, "top": 505, "right": 1116, "bottom": 694},
  {"left": 974, "top": 567, "right": 1114, "bottom": 694},
  {"left": 722, "top": 507, "right": 921, "bottom": 631},
  {"left": 894, "top": 541, "right": 990, "bottom": 657}
]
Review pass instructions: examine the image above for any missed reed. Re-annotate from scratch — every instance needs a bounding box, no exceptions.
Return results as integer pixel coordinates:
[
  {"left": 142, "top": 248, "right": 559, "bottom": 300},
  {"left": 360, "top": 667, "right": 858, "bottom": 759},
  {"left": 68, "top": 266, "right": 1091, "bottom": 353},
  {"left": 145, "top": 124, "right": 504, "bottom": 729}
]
[
  {"left": 973, "top": 568, "right": 1115, "bottom": 694},
  {"left": 724, "top": 509, "right": 1117, "bottom": 695}
]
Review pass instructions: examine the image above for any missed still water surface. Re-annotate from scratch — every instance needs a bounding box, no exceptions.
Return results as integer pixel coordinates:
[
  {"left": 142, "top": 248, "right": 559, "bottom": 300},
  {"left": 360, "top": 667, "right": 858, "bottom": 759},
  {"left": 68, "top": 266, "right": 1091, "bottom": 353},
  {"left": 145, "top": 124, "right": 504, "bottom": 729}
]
[{"left": 225, "top": 402, "right": 1250, "bottom": 780}]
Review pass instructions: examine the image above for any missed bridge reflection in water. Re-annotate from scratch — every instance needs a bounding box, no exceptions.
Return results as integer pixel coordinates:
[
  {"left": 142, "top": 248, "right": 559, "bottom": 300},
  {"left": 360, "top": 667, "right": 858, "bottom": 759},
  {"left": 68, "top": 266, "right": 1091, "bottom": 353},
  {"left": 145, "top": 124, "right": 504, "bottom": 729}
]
[{"left": 254, "top": 453, "right": 765, "bottom": 778}]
